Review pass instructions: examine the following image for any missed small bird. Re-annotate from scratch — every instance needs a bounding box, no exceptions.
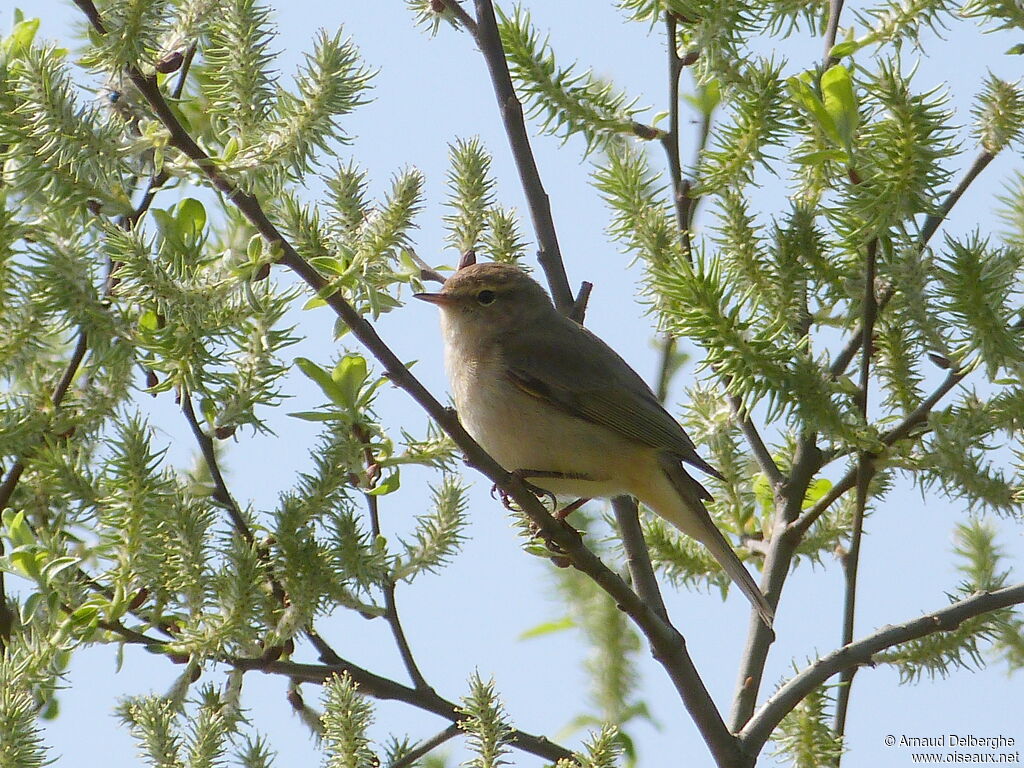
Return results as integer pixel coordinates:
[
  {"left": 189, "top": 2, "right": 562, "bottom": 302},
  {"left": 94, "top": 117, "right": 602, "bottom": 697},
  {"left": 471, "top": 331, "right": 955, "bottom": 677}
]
[{"left": 416, "top": 261, "right": 773, "bottom": 626}]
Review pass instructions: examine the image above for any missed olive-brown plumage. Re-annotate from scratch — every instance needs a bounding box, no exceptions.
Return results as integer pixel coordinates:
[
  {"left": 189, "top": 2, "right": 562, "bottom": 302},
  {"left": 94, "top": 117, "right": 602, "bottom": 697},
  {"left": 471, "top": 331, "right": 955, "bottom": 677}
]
[{"left": 417, "top": 262, "right": 773, "bottom": 626}]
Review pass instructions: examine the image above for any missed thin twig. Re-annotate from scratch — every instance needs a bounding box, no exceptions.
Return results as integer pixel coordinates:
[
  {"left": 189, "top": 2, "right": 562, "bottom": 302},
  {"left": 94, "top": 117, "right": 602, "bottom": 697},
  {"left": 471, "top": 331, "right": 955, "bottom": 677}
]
[
  {"left": 660, "top": 12, "right": 690, "bottom": 259},
  {"left": 739, "top": 582, "right": 1024, "bottom": 754},
  {"left": 0, "top": 331, "right": 88, "bottom": 514},
  {"left": 832, "top": 238, "right": 878, "bottom": 750},
  {"left": 1, "top": 330, "right": 90, "bottom": 648},
  {"left": 180, "top": 392, "right": 254, "bottom": 543},
  {"left": 235, "top": 654, "right": 572, "bottom": 763},
  {"left": 469, "top": 0, "right": 573, "bottom": 311},
  {"left": 67, "top": 3, "right": 740, "bottom": 761},
  {"left": 652, "top": 13, "right": 690, "bottom": 401},
  {"left": 612, "top": 496, "right": 668, "bottom": 622},
  {"left": 728, "top": 394, "right": 785, "bottom": 489},
  {"left": 360, "top": 470, "right": 431, "bottom": 691},
  {"left": 822, "top": 0, "right": 847, "bottom": 67},
  {"left": 439, "top": 0, "right": 478, "bottom": 35},
  {"left": 729, "top": 438, "right": 821, "bottom": 731},
  {"left": 919, "top": 151, "right": 994, "bottom": 247},
  {"left": 655, "top": 336, "right": 677, "bottom": 403},
  {"left": 392, "top": 724, "right": 462, "bottom": 768},
  {"left": 568, "top": 280, "right": 593, "bottom": 324}
]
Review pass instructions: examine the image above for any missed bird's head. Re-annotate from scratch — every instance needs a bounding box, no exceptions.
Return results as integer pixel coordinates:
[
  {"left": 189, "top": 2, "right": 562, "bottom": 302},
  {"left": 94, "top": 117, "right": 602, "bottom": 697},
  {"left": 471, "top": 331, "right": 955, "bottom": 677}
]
[{"left": 414, "top": 262, "right": 554, "bottom": 335}]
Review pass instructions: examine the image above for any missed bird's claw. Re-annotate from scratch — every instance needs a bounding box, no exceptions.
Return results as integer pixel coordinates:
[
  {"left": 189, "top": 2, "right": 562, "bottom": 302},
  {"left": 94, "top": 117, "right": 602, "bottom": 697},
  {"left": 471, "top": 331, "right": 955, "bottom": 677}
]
[{"left": 492, "top": 471, "right": 558, "bottom": 512}]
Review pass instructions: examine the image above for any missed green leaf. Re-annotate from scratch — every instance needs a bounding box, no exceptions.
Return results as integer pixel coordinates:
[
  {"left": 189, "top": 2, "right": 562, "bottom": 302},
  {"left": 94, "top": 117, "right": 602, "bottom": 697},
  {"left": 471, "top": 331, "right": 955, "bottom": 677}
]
[
  {"left": 287, "top": 410, "right": 344, "bottom": 422},
  {"left": 332, "top": 354, "right": 368, "bottom": 409},
  {"left": 367, "top": 471, "right": 400, "bottom": 496},
  {"left": 752, "top": 473, "right": 774, "bottom": 514},
  {"left": 8, "top": 550, "right": 43, "bottom": 581},
  {"left": 803, "top": 478, "right": 834, "bottom": 509},
  {"left": 3, "top": 510, "right": 35, "bottom": 549},
  {"left": 518, "top": 616, "right": 576, "bottom": 640},
  {"left": 683, "top": 78, "right": 721, "bottom": 117},
  {"left": 787, "top": 75, "right": 840, "bottom": 147},
  {"left": 138, "top": 310, "right": 160, "bottom": 332},
  {"left": 1007, "top": 43, "right": 1024, "bottom": 55},
  {"left": 821, "top": 64, "right": 858, "bottom": 151},
  {"left": 295, "top": 357, "right": 347, "bottom": 406},
  {"left": 41, "top": 556, "right": 80, "bottom": 583},
  {"left": 6, "top": 17, "right": 40, "bottom": 55},
  {"left": 200, "top": 397, "right": 217, "bottom": 427},
  {"left": 69, "top": 604, "right": 100, "bottom": 628},
  {"left": 174, "top": 198, "right": 207, "bottom": 240},
  {"left": 828, "top": 40, "right": 862, "bottom": 59}
]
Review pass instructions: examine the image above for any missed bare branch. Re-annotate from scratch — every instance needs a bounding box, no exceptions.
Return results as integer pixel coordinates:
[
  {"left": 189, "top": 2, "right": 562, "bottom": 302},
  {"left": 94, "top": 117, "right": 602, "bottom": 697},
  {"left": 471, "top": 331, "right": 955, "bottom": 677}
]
[
  {"left": 355, "top": 423, "right": 432, "bottom": 692},
  {"left": 613, "top": 496, "right": 669, "bottom": 622},
  {"left": 406, "top": 249, "right": 447, "bottom": 284},
  {"left": 660, "top": 13, "right": 691, "bottom": 260},
  {"left": 832, "top": 238, "right": 879, "bottom": 748},
  {"left": 392, "top": 724, "right": 462, "bottom": 768},
  {"left": 180, "top": 391, "right": 254, "bottom": 543},
  {"left": 739, "top": 583, "right": 1024, "bottom": 754},
  {"left": 822, "top": 0, "right": 847, "bottom": 67},
  {"left": 728, "top": 394, "right": 785, "bottom": 489},
  {"left": 730, "top": 439, "right": 821, "bottom": 731},
  {"left": 469, "top": 0, "right": 574, "bottom": 311},
  {"left": 568, "top": 280, "right": 593, "bottom": 324},
  {"left": 234, "top": 654, "right": 572, "bottom": 763}
]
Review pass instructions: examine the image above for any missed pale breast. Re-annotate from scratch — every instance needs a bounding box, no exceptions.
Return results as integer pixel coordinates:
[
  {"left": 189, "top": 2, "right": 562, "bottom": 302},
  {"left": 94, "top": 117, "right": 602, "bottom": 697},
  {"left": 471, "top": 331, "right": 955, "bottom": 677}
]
[{"left": 441, "top": 320, "right": 646, "bottom": 500}]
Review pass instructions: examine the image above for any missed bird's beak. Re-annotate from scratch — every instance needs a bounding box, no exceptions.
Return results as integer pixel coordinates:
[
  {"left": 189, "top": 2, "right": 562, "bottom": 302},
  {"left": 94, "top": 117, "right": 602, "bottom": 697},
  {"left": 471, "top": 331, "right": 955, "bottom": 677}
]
[{"left": 414, "top": 292, "right": 456, "bottom": 306}]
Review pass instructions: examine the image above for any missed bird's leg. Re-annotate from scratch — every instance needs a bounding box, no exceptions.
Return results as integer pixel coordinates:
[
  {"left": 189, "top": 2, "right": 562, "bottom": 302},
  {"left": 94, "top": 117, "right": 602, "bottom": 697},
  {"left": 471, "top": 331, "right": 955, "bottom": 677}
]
[
  {"left": 512, "top": 470, "right": 594, "bottom": 520},
  {"left": 554, "top": 497, "right": 590, "bottom": 520},
  {"left": 492, "top": 468, "right": 590, "bottom": 510}
]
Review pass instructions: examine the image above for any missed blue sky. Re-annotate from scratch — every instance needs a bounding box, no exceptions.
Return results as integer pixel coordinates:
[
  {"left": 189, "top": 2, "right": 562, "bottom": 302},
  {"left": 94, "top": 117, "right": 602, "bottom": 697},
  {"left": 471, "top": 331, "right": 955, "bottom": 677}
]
[{"left": 11, "top": 0, "right": 1024, "bottom": 766}]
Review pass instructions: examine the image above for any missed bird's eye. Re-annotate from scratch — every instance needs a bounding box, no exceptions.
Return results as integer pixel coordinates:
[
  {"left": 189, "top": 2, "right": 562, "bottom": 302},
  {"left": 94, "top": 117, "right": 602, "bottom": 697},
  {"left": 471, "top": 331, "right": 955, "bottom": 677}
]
[{"left": 476, "top": 290, "right": 496, "bottom": 306}]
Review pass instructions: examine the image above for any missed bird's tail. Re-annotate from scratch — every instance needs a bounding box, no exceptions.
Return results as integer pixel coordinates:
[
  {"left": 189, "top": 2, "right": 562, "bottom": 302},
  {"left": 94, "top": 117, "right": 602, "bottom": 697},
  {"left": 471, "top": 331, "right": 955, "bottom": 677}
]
[{"left": 657, "top": 456, "right": 775, "bottom": 627}]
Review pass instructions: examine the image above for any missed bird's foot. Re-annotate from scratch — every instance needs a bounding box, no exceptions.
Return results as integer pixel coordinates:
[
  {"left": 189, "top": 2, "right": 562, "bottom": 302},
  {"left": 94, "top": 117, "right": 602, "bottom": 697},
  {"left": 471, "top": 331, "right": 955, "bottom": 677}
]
[{"left": 491, "top": 469, "right": 557, "bottom": 512}]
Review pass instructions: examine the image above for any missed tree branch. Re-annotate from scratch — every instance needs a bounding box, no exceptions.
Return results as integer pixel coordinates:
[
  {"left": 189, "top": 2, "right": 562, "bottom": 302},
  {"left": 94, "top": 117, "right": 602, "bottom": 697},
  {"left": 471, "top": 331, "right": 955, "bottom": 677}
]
[
  {"left": 832, "top": 238, "right": 879, "bottom": 751},
  {"left": 234, "top": 654, "right": 572, "bottom": 763},
  {"left": 180, "top": 391, "right": 254, "bottom": 542},
  {"left": 613, "top": 496, "right": 669, "bottom": 622},
  {"left": 730, "top": 438, "right": 821, "bottom": 731},
  {"left": 739, "top": 582, "right": 1024, "bottom": 754},
  {"left": 0, "top": 330, "right": 89, "bottom": 648},
  {"left": 660, "top": 12, "right": 691, "bottom": 260},
  {"left": 357, "top": 430, "right": 431, "bottom": 692},
  {"left": 469, "top": 0, "right": 573, "bottom": 311},
  {"left": 568, "top": 280, "right": 593, "bottom": 324},
  {"left": 822, "top": 0, "right": 847, "bottom": 67},
  {"left": 392, "top": 723, "right": 462, "bottom": 768},
  {"left": 438, "top": 0, "right": 478, "bottom": 36},
  {"left": 0, "top": 331, "right": 89, "bottom": 515},
  {"left": 728, "top": 394, "right": 785, "bottom": 489}
]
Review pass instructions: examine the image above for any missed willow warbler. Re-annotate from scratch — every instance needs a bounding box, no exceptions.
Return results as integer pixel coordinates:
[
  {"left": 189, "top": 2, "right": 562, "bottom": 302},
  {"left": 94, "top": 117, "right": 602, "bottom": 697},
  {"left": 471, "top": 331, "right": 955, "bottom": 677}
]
[{"left": 416, "top": 262, "right": 773, "bottom": 626}]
